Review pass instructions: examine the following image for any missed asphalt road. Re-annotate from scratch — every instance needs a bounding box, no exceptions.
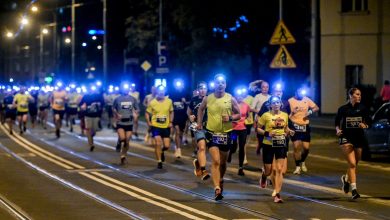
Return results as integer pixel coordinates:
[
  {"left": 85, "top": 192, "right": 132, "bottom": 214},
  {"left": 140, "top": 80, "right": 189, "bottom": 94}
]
[{"left": 0, "top": 118, "right": 389, "bottom": 220}]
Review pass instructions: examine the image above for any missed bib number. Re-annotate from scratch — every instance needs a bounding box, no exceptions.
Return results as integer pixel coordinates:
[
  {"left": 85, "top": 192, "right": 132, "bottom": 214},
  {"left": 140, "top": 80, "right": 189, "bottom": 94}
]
[
  {"left": 272, "top": 135, "right": 286, "bottom": 148},
  {"left": 121, "top": 101, "right": 133, "bottom": 110},
  {"left": 294, "top": 123, "right": 306, "bottom": 132},
  {"left": 346, "top": 117, "right": 362, "bottom": 128},
  {"left": 174, "top": 102, "right": 185, "bottom": 110},
  {"left": 54, "top": 99, "right": 64, "bottom": 106},
  {"left": 212, "top": 133, "right": 228, "bottom": 145},
  {"left": 156, "top": 115, "right": 167, "bottom": 124}
]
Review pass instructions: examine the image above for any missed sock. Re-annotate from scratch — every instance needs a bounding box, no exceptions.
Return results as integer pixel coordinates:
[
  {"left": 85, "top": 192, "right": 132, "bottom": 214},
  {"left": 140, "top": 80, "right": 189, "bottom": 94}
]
[
  {"left": 301, "top": 149, "right": 310, "bottom": 162},
  {"left": 351, "top": 183, "right": 357, "bottom": 191},
  {"left": 345, "top": 174, "right": 349, "bottom": 182},
  {"left": 200, "top": 167, "right": 206, "bottom": 171}
]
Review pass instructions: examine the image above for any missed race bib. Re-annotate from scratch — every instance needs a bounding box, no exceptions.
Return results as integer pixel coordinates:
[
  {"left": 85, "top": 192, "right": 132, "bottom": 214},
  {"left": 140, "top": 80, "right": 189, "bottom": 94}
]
[
  {"left": 20, "top": 103, "right": 28, "bottom": 109},
  {"left": 272, "top": 135, "right": 286, "bottom": 148},
  {"left": 346, "top": 117, "right": 362, "bottom": 128},
  {"left": 212, "top": 133, "right": 228, "bottom": 145},
  {"left": 293, "top": 123, "right": 306, "bottom": 132},
  {"left": 7, "top": 104, "right": 13, "bottom": 109},
  {"left": 87, "top": 102, "right": 101, "bottom": 113},
  {"left": 121, "top": 101, "right": 133, "bottom": 110},
  {"left": 54, "top": 98, "right": 64, "bottom": 106},
  {"left": 156, "top": 115, "right": 167, "bottom": 124},
  {"left": 174, "top": 102, "right": 185, "bottom": 110}
]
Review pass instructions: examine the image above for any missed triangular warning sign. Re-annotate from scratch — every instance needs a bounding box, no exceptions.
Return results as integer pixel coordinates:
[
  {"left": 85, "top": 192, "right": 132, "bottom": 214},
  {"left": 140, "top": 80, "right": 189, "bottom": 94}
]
[
  {"left": 270, "top": 45, "right": 296, "bottom": 68},
  {"left": 269, "top": 20, "right": 296, "bottom": 45}
]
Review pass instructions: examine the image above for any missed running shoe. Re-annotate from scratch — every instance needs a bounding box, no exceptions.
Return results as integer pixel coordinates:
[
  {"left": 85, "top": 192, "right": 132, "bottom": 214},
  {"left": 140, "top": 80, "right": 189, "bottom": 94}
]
[
  {"left": 301, "top": 162, "right": 308, "bottom": 172},
  {"left": 273, "top": 193, "right": 283, "bottom": 203},
  {"left": 293, "top": 166, "right": 301, "bottom": 175},
  {"left": 120, "top": 157, "right": 126, "bottom": 165},
  {"left": 214, "top": 188, "right": 223, "bottom": 201},
  {"left": 174, "top": 148, "right": 182, "bottom": 158},
  {"left": 90, "top": 145, "right": 95, "bottom": 152},
  {"left": 161, "top": 152, "right": 165, "bottom": 162},
  {"left": 351, "top": 189, "right": 360, "bottom": 200},
  {"left": 259, "top": 169, "right": 267, "bottom": 188},
  {"left": 193, "top": 159, "right": 202, "bottom": 177},
  {"left": 201, "top": 170, "right": 210, "bottom": 180},
  {"left": 341, "top": 175, "right": 350, "bottom": 194},
  {"left": 191, "top": 150, "right": 197, "bottom": 158},
  {"left": 115, "top": 141, "right": 121, "bottom": 152},
  {"left": 238, "top": 168, "right": 245, "bottom": 176},
  {"left": 157, "top": 162, "right": 163, "bottom": 169}
]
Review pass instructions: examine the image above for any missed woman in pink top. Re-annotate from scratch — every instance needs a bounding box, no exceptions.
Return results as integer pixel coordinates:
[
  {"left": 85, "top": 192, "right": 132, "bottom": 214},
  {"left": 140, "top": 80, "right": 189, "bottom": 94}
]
[
  {"left": 380, "top": 80, "right": 390, "bottom": 103},
  {"left": 228, "top": 87, "right": 251, "bottom": 176}
]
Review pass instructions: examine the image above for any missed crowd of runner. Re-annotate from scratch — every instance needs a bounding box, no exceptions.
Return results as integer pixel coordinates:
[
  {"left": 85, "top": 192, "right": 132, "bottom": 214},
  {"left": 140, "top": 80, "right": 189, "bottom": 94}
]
[{"left": 0, "top": 75, "right": 370, "bottom": 203}]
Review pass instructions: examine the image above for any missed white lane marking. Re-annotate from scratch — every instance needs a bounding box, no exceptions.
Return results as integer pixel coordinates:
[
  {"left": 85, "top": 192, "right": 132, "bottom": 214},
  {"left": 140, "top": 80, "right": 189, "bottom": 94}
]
[
  {"left": 0, "top": 125, "right": 74, "bottom": 170},
  {"left": 9, "top": 124, "right": 227, "bottom": 219},
  {"left": 0, "top": 143, "right": 146, "bottom": 220},
  {"left": 80, "top": 172, "right": 211, "bottom": 220},
  {"left": 91, "top": 171, "right": 226, "bottom": 220},
  {"left": 0, "top": 194, "right": 31, "bottom": 220},
  {"left": 2, "top": 124, "right": 84, "bottom": 169}
]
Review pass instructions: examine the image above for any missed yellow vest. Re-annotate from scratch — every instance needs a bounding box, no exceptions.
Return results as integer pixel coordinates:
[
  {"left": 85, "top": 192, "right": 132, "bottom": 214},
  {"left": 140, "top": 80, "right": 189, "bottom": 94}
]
[{"left": 206, "top": 93, "right": 233, "bottom": 133}]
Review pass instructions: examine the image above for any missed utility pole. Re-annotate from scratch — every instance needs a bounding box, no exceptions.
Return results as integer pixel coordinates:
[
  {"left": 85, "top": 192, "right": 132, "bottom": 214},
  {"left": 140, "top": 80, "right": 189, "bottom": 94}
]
[
  {"left": 103, "top": 0, "right": 108, "bottom": 85},
  {"left": 310, "top": 0, "right": 321, "bottom": 108},
  {"left": 279, "top": 0, "right": 283, "bottom": 80},
  {"left": 71, "top": 0, "right": 76, "bottom": 80}
]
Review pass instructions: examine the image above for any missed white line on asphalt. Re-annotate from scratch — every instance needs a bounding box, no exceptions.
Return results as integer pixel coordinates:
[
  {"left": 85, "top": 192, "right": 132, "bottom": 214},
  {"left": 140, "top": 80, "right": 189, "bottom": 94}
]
[
  {"left": 2, "top": 124, "right": 84, "bottom": 169},
  {"left": 5, "top": 124, "right": 227, "bottom": 219},
  {"left": 0, "top": 143, "right": 146, "bottom": 220},
  {"left": 91, "top": 171, "right": 225, "bottom": 220},
  {"left": 0, "top": 194, "right": 31, "bottom": 220}
]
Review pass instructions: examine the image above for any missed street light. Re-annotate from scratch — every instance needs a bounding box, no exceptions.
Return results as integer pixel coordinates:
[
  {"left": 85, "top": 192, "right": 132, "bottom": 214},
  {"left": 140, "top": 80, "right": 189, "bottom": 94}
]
[
  {"left": 97, "top": 45, "right": 102, "bottom": 50},
  {"left": 21, "top": 17, "right": 29, "bottom": 25},
  {"left": 31, "top": 6, "right": 38, "bottom": 12},
  {"left": 65, "top": 38, "right": 71, "bottom": 44},
  {"left": 6, "top": 32, "right": 13, "bottom": 38},
  {"left": 42, "top": 28, "right": 49, "bottom": 34}
]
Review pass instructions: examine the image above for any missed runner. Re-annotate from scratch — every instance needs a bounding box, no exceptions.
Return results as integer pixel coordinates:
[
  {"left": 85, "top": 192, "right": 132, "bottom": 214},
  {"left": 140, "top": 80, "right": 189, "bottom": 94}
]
[
  {"left": 250, "top": 80, "right": 270, "bottom": 155},
  {"left": 13, "top": 87, "right": 34, "bottom": 134},
  {"left": 145, "top": 85, "right": 173, "bottom": 169},
  {"left": 79, "top": 87, "right": 105, "bottom": 151},
  {"left": 4, "top": 90, "right": 16, "bottom": 134},
  {"left": 51, "top": 85, "right": 68, "bottom": 138},
  {"left": 170, "top": 81, "right": 188, "bottom": 158},
  {"left": 104, "top": 89, "right": 115, "bottom": 129},
  {"left": 37, "top": 89, "right": 50, "bottom": 129},
  {"left": 66, "top": 88, "right": 82, "bottom": 132},
  {"left": 228, "top": 87, "right": 251, "bottom": 176},
  {"left": 129, "top": 84, "right": 140, "bottom": 140},
  {"left": 257, "top": 96, "right": 294, "bottom": 203},
  {"left": 113, "top": 85, "right": 139, "bottom": 165},
  {"left": 335, "top": 87, "right": 370, "bottom": 199},
  {"left": 188, "top": 81, "right": 210, "bottom": 180},
  {"left": 197, "top": 74, "right": 240, "bottom": 200},
  {"left": 28, "top": 89, "right": 39, "bottom": 128},
  {"left": 142, "top": 86, "right": 157, "bottom": 144},
  {"left": 288, "top": 87, "right": 319, "bottom": 174},
  {"left": 243, "top": 90, "right": 254, "bottom": 165}
]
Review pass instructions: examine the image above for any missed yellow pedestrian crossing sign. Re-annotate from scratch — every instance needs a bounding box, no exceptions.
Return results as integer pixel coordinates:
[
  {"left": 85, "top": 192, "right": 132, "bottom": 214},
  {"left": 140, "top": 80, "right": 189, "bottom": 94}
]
[
  {"left": 270, "top": 45, "right": 296, "bottom": 68},
  {"left": 141, "top": 60, "right": 152, "bottom": 72},
  {"left": 269, "top": 20, "right": 296, "bottom": 45}
]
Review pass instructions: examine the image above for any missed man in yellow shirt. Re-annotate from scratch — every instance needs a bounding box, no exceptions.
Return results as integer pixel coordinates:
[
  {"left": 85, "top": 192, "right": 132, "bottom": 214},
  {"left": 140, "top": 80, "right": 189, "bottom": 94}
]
[
  {"left": 51, "top": 85, "right": 68, "bottom": 138},
  {"left": 197, "top": 74, "right": 240, "bottom": 200},
  {"left": 13, "top": 87, "right": 34, "bottom": 134},
  {"left": 145, "top": 85, "right": 174, "bottom": 169}
]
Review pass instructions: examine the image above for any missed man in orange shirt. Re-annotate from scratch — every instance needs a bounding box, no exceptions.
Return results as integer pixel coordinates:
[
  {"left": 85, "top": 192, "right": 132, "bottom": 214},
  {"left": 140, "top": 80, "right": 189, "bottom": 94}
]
[
  {"left": 288, "top": 87, "right": 319, "bottom": 175},
  {"left": 51, "top": 84, "right": 68, "bottom": 138}
]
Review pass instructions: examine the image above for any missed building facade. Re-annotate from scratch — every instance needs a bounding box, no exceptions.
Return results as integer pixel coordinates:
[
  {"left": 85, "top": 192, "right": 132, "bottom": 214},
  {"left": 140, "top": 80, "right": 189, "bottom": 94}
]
[{"left": 321, "top": 0, "right": 390, "bottom": 113}]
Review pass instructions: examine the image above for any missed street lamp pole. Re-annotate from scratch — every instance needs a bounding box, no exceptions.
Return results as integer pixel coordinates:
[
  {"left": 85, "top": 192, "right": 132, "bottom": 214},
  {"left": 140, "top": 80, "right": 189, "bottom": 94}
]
[
  {"left": 103, "top": 0, "right": 108, "bottom": 85},
  {"left": 71, "top": 0, "right": 76, "bottom": 80}
]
